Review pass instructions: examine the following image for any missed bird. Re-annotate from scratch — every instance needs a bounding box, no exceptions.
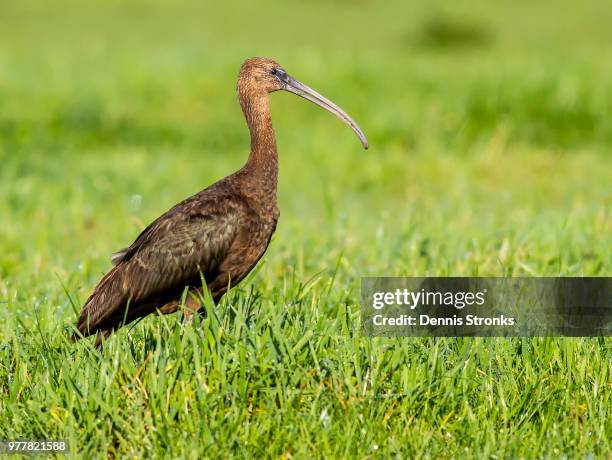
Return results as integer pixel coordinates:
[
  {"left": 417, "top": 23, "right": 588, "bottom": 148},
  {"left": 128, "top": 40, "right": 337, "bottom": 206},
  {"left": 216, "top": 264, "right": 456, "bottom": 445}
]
[{"left": 73, "top": 57, "right": 368, "bottom": 345}]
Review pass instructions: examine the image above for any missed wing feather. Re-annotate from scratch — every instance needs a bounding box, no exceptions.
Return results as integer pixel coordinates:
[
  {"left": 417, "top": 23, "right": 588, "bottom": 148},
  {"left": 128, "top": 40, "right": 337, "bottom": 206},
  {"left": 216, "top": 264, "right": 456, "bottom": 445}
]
[{"left": 76, "top": 196, "right": 245, "bottom": 336}]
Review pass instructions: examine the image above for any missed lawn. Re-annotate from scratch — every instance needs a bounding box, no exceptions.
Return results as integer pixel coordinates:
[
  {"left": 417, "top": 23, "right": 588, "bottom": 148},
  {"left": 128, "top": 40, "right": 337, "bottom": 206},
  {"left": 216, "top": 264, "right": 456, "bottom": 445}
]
[{"left": 0, "top": 0, "right": 610, "bottom": 458}]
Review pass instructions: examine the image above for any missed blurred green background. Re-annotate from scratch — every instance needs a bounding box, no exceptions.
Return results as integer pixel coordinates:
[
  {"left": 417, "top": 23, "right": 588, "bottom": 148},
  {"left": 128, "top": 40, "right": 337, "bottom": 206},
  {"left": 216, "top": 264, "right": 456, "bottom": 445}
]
[
  {"left": 0, "top": 0, "right": 610, "bottom": 458},
  {"left": 1, "top": 0, "right": 610, "bottom": 281}
]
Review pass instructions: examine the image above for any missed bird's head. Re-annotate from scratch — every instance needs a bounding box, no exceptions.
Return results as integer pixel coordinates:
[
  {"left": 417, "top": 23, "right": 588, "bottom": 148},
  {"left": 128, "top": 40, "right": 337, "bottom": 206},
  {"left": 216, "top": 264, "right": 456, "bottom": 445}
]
[{"left": 238, "top": 57, "right": 368, "bottom": 149}]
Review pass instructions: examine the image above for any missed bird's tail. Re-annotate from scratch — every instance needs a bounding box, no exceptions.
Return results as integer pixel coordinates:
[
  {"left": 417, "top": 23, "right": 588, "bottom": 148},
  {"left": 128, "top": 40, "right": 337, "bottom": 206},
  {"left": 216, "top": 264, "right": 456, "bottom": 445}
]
[{"left": 72, "top": 267, "right": 127, "bottom": 341}]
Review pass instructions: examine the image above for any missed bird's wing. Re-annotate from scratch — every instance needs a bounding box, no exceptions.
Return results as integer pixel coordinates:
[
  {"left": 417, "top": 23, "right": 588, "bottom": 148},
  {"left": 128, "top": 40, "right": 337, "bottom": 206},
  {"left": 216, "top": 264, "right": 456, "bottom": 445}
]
[{"left": 77, "top": 197, "right": 245, "bottom": 334}]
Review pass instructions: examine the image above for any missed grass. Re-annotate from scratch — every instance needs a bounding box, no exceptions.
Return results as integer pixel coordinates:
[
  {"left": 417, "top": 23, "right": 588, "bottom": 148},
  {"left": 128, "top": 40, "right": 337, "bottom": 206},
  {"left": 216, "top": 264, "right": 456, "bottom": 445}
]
[{"left": 0, "top": 0, "right": 611, "bottom": 458}]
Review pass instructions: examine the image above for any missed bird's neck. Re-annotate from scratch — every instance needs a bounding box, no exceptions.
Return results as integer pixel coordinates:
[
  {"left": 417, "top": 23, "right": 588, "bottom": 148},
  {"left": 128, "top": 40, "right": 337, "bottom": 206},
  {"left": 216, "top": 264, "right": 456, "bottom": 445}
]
[{"left": 239, "top": 90, "right": 278, "bottom": 197}]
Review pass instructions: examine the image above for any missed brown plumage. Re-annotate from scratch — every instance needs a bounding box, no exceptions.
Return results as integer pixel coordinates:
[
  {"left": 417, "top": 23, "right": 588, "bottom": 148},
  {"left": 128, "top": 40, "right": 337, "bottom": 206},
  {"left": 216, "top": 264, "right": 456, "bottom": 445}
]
[{"left": 73, "top": 57, "right": 368, "bottom": 345}]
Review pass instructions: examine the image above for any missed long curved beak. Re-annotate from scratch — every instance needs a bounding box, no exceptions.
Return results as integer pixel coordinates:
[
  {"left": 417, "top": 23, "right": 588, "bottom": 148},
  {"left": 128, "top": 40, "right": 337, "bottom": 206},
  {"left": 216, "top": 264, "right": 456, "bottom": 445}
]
[{"left": 282, "top": 75, "right": 369, "bottom": 149}]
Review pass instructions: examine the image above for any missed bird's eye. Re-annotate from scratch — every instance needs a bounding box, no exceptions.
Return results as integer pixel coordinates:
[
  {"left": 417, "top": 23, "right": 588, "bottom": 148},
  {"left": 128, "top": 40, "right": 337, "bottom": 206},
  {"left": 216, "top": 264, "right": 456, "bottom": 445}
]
[{"left": 271, "top": 68, "right": 277, "bottom": 75}]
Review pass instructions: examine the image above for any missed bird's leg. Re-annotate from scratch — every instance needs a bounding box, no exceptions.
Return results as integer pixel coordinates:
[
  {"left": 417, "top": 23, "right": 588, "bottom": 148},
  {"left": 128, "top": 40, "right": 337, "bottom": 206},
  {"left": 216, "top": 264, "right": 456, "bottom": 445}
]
[
  {"left": 183, "top": 294, "right": 201, "bottom": 317},
  {"left": 158, "top": 290, "right": 203, "bottom": 318}
]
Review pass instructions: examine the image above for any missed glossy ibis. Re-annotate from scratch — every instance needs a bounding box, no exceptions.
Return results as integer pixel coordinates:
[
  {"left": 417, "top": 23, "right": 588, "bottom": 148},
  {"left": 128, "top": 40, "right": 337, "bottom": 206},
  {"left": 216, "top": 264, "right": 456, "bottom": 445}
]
[{"left": 73, "top": 57, "right": 368, "bottom": 345}]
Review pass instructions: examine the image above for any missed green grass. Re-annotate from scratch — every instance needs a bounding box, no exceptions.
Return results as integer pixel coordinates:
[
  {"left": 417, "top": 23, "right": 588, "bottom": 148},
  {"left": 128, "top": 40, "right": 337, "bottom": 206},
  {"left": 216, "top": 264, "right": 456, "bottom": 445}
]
[{"left": 0, "top": 0, "right": 611, "bottom": 458}]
